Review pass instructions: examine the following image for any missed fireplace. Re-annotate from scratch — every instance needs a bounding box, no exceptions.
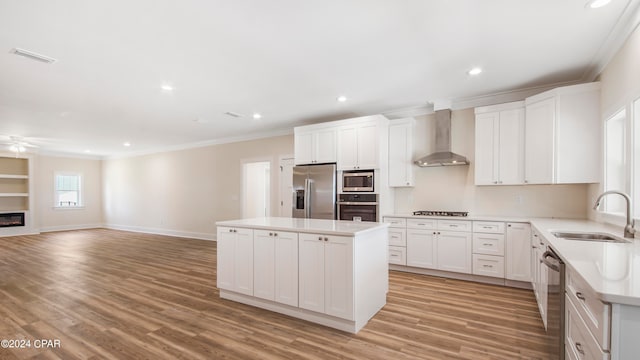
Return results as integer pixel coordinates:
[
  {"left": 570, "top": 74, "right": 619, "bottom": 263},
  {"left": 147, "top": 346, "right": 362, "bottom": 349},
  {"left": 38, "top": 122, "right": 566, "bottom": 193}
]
[{"left": 0, "top": 213, "right": 25, "bottom": 228}]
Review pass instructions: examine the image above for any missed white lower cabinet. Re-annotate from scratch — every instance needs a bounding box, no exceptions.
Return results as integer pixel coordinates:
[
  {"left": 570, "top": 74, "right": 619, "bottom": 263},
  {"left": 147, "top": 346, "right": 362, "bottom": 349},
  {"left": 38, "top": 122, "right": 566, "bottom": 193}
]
[
  {"left": 566, "top": 294, "right": 609, "bottom": 360},
  {"left": 388, "top": 246, "right": 407, "bottom": 265},
  {"left": 253, "top": 230, "right": 299, "bottom": 306},
  {"left": 406, "top": 229, "right": 437, "bottom": 269},
  {"left": 531, "top": 229, "right": 548, "bottom": 329},
  {"left": 472, "top": 254, "right": 505, "bottom": 278},
  {"left": 299, "top": 233, "right": 354, "bottom": 320},
  {"left": 217, "top": 227, "right": 254, "bottom": 296},
  {"left": 437, "top": 231, "right": 472, "bottom": 274},
  {"left": 505, "top": 222, "right": 532, "bottom": 282}
]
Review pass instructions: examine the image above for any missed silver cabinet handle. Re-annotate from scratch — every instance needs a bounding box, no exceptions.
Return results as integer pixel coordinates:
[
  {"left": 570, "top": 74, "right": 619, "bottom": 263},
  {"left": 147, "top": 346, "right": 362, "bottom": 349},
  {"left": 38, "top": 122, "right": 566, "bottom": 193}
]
[
  {"left": 575, "top": 342, "right": 585, "bottom": 355},
  {"left": 483, "top": 243, "right": 493, "bottom": 246},
  {"left": 318, "top": 236, "right": 323, "bottom": 241},
  {"left": 269, "top": 232, "right": 273, "bottom": 236},
  {"left": 324, "top": 237, "right": 328, "bottom": 241},
  {"left": 483, "top": 264, "right": 493, "bottom": 268},
  {"left": 450, "top": 224, "right": 459, "bottom": 227},
  {"left": 576, "top": 292, "right": 586, "bottom": 301}
]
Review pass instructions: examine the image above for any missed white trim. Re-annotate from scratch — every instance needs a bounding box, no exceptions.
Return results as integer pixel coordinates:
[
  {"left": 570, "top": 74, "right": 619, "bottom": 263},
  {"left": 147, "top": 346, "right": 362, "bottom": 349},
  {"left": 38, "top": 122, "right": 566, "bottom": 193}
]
[
  {"left": 52, "top": 206, "right": 86, "bottom": 210},
  {"left": 104, "top": 223, "right": 215, "bottom": 241},
  {"left": 37, "top": 151, "right": 103, "bottom": 160},
  {"left": 40, "top": 223, "right": 103, "bottom": 233}
]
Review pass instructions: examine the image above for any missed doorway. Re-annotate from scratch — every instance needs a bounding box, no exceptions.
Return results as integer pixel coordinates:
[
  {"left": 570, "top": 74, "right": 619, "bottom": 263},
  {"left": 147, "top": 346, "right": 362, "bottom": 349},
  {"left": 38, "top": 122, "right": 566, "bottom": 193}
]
[{"left": 242, "top": 161, "right": 271, "bottom": 218}]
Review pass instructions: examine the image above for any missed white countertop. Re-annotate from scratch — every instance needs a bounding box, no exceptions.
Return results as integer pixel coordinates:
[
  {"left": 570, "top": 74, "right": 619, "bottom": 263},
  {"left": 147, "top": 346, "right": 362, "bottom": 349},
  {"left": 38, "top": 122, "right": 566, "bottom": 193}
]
[
  {"left": 529, "top": 218, "right": 640, "bottom": 307},
  {"left": 216, "top": 217, "right": 389, "bottom": 236},
  {"left": 385, "top": 213, "right": 532, "bottom": 222}
]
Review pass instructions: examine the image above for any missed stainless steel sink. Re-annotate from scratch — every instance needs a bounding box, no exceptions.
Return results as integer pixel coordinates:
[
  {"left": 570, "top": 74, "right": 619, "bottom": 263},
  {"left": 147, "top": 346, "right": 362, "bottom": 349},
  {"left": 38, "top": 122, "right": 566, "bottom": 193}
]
[{"left": 551, "top": 231, "right": 630, "bottom": 243}]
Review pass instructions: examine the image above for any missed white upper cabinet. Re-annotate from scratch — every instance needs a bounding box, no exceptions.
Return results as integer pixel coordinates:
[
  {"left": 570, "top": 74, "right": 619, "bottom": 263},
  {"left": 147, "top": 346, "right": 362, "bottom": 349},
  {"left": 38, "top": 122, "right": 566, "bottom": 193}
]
[
  {"left": 337, "top": 120, "right": 380, "bottom": 170},
  {"left": 388, "top": 118, "right": 415, "bottom": 187},
  {"left": 474, "top": 102, "right": 525, "bottom": 185},
  {"left": 524, "top": 82, "right": 601, "bottom": 184},
  {"left": 294, "top": 126, "right": 337, "bottom": 165}
]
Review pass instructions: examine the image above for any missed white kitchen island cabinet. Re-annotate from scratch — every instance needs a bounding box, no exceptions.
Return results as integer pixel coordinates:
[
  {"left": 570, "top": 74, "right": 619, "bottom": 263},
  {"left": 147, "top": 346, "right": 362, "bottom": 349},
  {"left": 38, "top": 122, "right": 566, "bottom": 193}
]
[{"left": 216, "top": 217, "right": 389, "bottom": 334}]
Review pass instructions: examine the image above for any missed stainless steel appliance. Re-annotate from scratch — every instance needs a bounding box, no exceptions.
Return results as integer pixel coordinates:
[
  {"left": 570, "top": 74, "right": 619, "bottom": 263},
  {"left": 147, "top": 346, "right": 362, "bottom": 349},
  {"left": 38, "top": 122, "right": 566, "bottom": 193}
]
[
  {"left": 338, "top": 193, "right": 378, "bottom": 222},
  {"left": 412, "top": 210, "right": 468, "bottom": 217},
  {"left": 292, "top": 163, "right": 337, "bottom": 220},
  {"left": 342, "top": 170, "right": 374, "bottom": 192},
  {"left": 542, "top": 247, "right": 565, "bottom": 360}
]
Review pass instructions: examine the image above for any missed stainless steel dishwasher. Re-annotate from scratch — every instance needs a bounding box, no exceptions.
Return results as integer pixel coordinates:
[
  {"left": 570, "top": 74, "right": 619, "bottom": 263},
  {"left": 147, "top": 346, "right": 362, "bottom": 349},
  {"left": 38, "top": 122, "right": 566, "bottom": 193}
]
[{"left": 542, "top": 247, "right": 565, "bottom": 360}]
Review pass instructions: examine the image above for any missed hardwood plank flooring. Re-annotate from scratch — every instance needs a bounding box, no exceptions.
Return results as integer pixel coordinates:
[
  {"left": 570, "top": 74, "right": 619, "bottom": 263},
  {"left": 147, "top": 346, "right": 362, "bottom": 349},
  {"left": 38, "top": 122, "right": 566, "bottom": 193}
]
[{"left": 0, "top": 229, "right": 550, "bottom": 359}]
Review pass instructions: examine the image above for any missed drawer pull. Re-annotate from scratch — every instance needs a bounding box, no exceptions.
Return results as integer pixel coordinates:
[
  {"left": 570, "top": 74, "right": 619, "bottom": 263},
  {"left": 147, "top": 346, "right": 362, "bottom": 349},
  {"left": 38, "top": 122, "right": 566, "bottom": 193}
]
[
  {"left": 483, "top": 243, "right": 493, "bottom": 246},
  {"left": 482, "top": 226, "right": 492, "bottom": 229},
  {"left": 450, "top": 224, "right": 459, "bottom": 227},
  {"left": 324, "top": 237, "right": 328, "bottom": 242},
  {"left": 392, "top": 235, "right": 399, "bottom": 239},
  {"left": 575, "top": 342, "right": 585, "bottom": 355},
  {"left": 318, "top": 236, "right": 323, "bottom": 241},
  {"left": 269, "top": 232, "right": 273, "bottom": 236},
  {"left": 482, "top": 264, "right": 493, "bottom": 268},
  {"left": 575, "top": 292, "right": 586, "bottom": 301},
  {"left": 418, "top": 223, "right": 426, "bottom": 226}
]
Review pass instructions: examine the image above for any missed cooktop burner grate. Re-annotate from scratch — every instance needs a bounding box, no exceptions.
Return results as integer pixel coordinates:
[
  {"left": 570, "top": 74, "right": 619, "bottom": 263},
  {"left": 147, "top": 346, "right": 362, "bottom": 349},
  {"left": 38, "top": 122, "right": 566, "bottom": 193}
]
[{"left": 412, "top": 210, "right": 469, "bottom": 217}]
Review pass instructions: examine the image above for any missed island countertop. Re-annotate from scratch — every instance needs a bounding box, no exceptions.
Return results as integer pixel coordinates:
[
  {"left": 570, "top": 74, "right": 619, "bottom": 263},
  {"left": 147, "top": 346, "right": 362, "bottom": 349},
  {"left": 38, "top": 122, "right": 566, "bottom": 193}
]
[{"left": 216, "top": 217, "right": 389, "bottom": 236}]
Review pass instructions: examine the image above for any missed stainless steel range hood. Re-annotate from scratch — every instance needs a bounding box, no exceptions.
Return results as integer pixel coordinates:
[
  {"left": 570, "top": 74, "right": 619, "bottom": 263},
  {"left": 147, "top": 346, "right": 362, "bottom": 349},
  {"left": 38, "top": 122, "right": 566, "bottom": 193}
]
[{"left": 414, "top": 109, "right": 469, "bottom": 167}]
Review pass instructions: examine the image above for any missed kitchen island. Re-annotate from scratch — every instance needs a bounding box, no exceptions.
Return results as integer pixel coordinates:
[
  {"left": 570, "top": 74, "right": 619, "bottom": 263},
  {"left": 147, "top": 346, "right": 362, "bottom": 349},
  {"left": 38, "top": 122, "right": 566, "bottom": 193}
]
[{"left": 215, "top": 217, "right": 389, "bottom": 333}]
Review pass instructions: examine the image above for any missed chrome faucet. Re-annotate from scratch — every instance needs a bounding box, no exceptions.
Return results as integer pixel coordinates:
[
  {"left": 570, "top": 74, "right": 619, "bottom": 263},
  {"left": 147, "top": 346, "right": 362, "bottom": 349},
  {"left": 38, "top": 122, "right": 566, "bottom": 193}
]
[{"left": 593, "top": 190, "right": 635, "bottom": 238}]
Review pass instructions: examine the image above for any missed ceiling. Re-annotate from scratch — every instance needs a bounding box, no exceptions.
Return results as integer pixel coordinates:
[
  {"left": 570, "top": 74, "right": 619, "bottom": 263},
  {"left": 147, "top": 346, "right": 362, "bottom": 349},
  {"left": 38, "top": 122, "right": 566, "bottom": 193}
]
[{"left": 0, "top": 0, "right": 639, "bottom": 157}]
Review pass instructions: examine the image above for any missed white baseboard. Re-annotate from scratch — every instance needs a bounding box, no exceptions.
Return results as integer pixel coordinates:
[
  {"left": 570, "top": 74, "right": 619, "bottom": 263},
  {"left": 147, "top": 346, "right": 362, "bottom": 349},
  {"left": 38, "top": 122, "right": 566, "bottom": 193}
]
[
  {"left": 104, "top": 223, "right": 216, "bottom": 241},
  {"left": 40, "top": 223, "right": 104, "bottom": 233}
]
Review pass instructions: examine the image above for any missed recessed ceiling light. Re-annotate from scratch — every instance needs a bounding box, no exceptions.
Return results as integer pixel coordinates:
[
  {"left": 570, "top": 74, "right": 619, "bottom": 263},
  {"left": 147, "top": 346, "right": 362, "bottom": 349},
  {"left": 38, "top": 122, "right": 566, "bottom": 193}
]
[
  {"left": 337, "top": 95, "right": 347, "bottom": 102},
  {"left": 253, "top": 113, "right": 262, "bottom": 119},
  {"left": 84, "top": 149, "right": 91, "bottom": 153},
  {"left": 586, "top": 0, "right": 611, "bottom": 8},
  {"left": 161, "top": 84, "right": 173, "bottom": 92},
  {"left": 468, "top": 67, "right": 483, "bottom": 75},
  {"left": 123, "top": 142, "right": 131, "bottom": 147}
]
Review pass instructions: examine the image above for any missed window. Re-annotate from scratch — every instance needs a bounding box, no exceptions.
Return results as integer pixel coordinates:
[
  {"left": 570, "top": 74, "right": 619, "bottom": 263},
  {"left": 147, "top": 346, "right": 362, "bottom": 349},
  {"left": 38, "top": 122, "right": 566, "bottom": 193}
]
[
  {"left": 604, "top": 109, "right": 627, "bottom": 214},
  {"left": 54, "top": 172, "right": 83, "bottom": 208}
]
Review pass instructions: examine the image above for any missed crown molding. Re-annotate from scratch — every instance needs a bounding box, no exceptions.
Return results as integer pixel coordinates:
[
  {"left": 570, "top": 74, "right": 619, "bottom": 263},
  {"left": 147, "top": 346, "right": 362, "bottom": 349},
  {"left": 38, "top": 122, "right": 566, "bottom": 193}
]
[
  {"left": 582, "top": 0, "right": 640, "bottom": 82},
  {"left": 104, "top": 127, "right": 294, "bottom": 160}
]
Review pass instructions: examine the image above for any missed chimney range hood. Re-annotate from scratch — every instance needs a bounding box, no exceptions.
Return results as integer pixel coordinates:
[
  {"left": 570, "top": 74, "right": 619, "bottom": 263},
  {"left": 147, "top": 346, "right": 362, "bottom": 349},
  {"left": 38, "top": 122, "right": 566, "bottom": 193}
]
[{"left": 414, "top": 109, "right": 469, "bottom": 167}]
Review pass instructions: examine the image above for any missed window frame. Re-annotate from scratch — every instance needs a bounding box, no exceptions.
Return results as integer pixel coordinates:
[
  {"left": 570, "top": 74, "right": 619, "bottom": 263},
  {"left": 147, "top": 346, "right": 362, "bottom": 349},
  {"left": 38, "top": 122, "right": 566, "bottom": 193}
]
[{"left": 53, "top": 171, "right": 84, "bottom": 209}]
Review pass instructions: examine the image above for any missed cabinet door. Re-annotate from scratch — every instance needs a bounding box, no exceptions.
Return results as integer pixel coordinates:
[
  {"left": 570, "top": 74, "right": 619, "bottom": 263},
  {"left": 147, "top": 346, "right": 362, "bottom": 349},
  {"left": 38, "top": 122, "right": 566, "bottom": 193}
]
[
  {"left": 299, "top": 233, "right": 326, "bottom": 313},
  {"left": 324, "top": 235, "right": 354, "bottom": 320},
  {"left": 216, "top": 227, "right": 236, "bottom": 290},
  {"left": 437, "top": 231, "right": 472, "bottom": 274},
  {"left": 314, "top": 128, "right": 337, "bottom": 164},
  {"left": 525, "top": 98, "right": 555, "bottom": 184},
  {"left": 274, "top": 231, "right": 299, "bottom": 307},
  {"left": 294, "top": 131, "right": 314, "bottom": 165},
  {"left": 337, "top": 126, "right": 358, "bottom": 170},
  {"left": 234, "top": 228, "right": 254, "bottom": 296},
  {"left": 475, "top": 112, "right": 498, "bottom": 185},
  {"left": 389, "top": 119, "right": 414, "bottom": 187},
  {"left": 505, "top": 223, "right": 532, "bottom": 282},
  {"left": 356, "top": 122, "right": 379, "bottom": 169},
  {"left": 498, "top": 108, "right": 525, "bottom": 185},
  {"left": 406, "top": 229, "right": 437, "bottom": 269},
  {"left": 253, "top": 230, "right": 275, "bottom": 301}
]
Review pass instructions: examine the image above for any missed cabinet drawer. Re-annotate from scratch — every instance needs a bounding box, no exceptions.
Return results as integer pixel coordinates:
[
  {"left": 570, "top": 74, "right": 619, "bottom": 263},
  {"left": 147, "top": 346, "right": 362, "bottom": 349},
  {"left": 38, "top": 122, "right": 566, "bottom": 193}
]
[
  {"left": 473, "top": 221, "right": 505, "bottom": 234},
  {"left": 388, "top": 246, "right": 406, "bottom": 266},
  {"left": 383, "top": 217, "right": 406, "bottom": 228},
  {"left": 437, "top": 220, "right": 471, "bottom": 232},
  {"left": 566, "top": 268, "right": 611, "bottom": 351},
  {"left": 566, "top": 295, "right": 609, "bottom": 360},
  {"left": 389, "top": 228, "right": 406, "bottom": 247},
  {"left": 472, "top": 254, "right": 505, "bottom": 278},
  {"left": 472, "top": 233, "right": 505, "bottom": 256},
  {"left": 406, "top": 218, "right": 437, "bottom": 230}
]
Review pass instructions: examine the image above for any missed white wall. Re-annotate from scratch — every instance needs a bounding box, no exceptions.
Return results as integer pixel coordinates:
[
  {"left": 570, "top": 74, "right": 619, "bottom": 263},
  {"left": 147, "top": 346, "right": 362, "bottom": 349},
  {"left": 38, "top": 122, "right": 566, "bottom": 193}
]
[
  {"left": 393, "top": 108, "right": 589, "bottom": 218},
  {"left": 35, "top": 155, "right": 103, "bottom": 231},
  {"left": 102, "top": 135, "right": 293, "bottom": 239}
]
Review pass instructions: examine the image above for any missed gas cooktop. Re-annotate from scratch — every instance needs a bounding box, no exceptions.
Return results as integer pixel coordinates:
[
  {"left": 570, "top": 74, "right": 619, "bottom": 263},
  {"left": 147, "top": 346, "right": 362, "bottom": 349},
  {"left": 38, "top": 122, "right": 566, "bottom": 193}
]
[{"left": 412, "top": 210, "right": 469, "bottom": 217}]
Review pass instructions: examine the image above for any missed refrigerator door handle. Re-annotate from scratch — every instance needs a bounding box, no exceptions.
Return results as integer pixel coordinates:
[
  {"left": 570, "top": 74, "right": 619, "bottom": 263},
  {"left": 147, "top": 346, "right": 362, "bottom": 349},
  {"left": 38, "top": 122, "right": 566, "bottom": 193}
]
[{"left": 304, "top": 178, "right": 311, "bottom": 218}]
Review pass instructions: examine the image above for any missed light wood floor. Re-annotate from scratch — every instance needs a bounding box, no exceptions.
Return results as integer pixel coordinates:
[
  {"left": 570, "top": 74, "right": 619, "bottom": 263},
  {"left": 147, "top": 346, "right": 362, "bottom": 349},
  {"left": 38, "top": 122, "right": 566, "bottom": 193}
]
[{"left": 0, "top": 229, "right": 550, "bottom": 359}]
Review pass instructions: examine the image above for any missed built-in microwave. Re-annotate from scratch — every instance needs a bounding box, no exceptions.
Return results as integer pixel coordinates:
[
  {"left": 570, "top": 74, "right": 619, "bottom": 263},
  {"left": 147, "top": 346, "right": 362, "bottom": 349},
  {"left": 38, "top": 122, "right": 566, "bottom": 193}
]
[{"left": 342, "top": 170, "right": 374, "bottom": 192}]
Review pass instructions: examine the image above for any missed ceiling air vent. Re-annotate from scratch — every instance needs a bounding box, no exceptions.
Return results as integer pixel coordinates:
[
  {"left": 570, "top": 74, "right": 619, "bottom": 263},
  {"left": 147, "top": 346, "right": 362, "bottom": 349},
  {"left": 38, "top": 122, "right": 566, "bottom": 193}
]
[
  {"left": 224, "top": 111, "right": 243, "bottom": 118},
  {"left": 10, "top": 48, "right": 57, "bottom": 64}
]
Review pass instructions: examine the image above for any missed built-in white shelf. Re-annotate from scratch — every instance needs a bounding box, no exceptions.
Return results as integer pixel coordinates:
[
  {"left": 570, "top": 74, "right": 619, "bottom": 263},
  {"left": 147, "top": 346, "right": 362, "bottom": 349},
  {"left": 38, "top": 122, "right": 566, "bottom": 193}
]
[
  {"left": 0, "top": 174, "right": 28, "bottom": 179},
  {"left": 0, "top": 193, "right": 29, "bottom": 197}
]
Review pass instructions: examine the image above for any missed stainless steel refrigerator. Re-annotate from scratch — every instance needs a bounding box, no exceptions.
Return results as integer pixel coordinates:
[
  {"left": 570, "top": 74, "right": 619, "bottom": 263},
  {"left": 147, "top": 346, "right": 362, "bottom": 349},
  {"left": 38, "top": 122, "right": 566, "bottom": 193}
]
[{"left": 292, "top": 163, "right": 337, "bottom": 220}]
